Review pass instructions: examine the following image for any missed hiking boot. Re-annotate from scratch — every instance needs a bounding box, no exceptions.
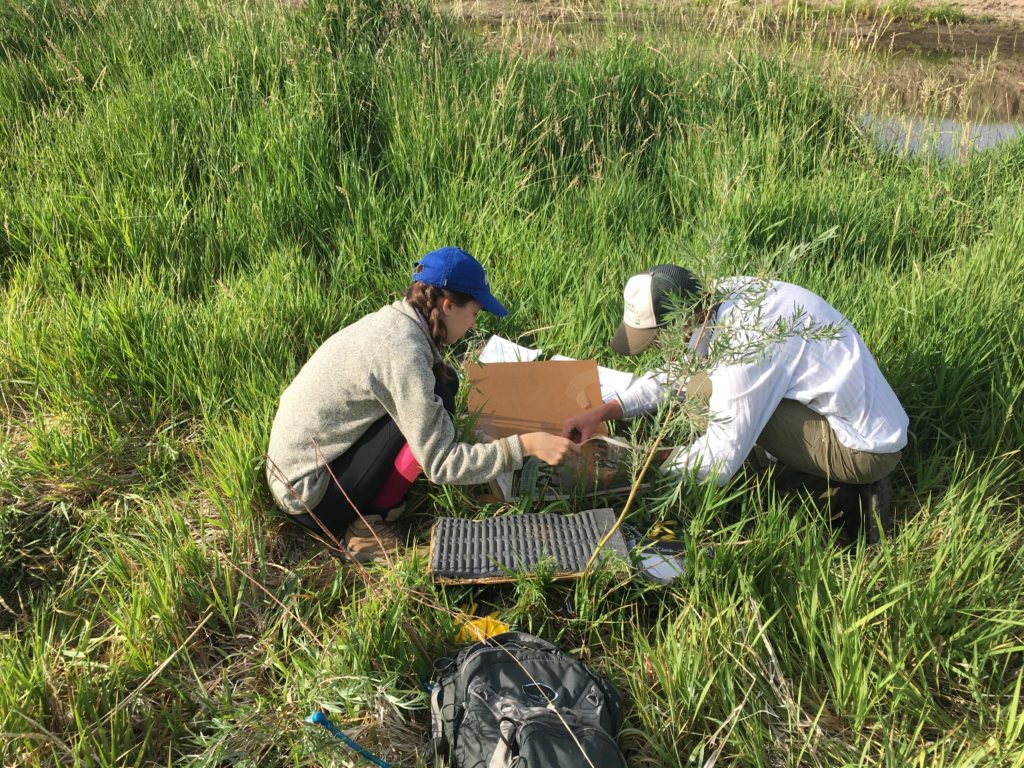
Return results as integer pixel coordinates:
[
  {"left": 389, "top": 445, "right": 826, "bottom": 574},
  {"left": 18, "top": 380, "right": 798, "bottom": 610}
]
[
  {"left": 858, "top": 476, "right": 894, "bottom": 545},
  {"left": 825, "top": 483, "right": 864, "bottom": 544},
  {"left": 343, "top": 514, "right": 404, "bottom": 563}
]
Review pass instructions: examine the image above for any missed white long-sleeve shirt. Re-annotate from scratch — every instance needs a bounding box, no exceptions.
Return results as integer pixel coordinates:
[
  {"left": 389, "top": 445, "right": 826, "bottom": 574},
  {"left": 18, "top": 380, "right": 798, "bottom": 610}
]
[{"left": 610, "top": 278, "right": 908, "bottom": 485}]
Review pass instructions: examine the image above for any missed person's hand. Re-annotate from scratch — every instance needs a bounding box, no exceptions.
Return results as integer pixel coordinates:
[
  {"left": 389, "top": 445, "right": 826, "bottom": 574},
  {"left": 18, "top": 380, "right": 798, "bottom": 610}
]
[
  {"left": 519, "top": 432, "right": 581, "bottom": 466},
  {"left": 562, "top": 401, "right": 624, "bottom": 443},
  {"left": 563, "top": 412, "right": 602, "bottom": 443}
]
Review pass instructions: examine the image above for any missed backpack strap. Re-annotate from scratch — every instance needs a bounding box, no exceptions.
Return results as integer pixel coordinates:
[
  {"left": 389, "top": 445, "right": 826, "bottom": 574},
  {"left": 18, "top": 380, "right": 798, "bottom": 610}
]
[
  {"left": 429, "top": 683, "right": 449, "bottom": 764},
  {"left": 430, "top": 684, "right": 446, "bottom": 742}
]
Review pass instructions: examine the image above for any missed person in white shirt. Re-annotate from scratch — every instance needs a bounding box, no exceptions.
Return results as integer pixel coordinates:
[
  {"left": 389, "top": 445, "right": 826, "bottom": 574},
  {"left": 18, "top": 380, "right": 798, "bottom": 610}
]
[{"left": 562, "top": 265, "right": 908, "bottom": 541}]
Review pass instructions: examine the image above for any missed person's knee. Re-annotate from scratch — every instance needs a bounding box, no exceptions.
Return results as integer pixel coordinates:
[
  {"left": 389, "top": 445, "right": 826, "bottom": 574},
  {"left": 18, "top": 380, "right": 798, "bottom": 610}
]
[
  {"left": 844, "top": 450, "right": 900, "bottom": 485},
  {"left": 809, "top": 450, "right": 900, "bottom": 485}
]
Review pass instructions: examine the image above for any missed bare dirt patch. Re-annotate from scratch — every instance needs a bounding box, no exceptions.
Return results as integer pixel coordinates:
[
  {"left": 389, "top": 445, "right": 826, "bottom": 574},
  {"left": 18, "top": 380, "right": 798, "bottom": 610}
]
[{"left": 896, "top": 0, "right": 1024, "bottom": 22}]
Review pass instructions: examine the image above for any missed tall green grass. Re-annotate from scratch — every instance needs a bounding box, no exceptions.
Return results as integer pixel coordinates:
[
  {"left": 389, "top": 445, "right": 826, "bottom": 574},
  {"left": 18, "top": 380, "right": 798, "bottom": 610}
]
[{"left": 2, "top": 0, "right": 1023, "bottom": 764}]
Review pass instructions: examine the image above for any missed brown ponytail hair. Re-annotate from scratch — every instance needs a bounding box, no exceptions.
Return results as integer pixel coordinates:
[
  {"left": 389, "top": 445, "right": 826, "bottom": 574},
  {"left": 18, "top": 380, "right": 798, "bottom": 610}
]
[
  {"left": 404, "top": 280, "right": 475, "bottom": 348},
  {"left": 405, "top": 280, "right": 476, "bottom": 386}
]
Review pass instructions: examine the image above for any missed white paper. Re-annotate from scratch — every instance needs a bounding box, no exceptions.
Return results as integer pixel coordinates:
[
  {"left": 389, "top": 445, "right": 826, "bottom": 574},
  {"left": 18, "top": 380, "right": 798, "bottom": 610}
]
[{"left": 478, "top": 336, "right": 542, "bottom": 364}]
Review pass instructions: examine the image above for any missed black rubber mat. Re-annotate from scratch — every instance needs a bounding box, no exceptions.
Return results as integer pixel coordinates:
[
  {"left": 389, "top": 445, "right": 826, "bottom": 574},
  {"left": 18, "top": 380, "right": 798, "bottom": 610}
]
[{"left": 429, "top": 507, "right": 629, "bottom": 584}]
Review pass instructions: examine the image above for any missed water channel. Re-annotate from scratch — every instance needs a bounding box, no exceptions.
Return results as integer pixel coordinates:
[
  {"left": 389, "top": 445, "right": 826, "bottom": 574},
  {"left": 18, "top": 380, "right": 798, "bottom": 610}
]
[{"left": 861, "top": 113, "right": 1024, "bottom": 158}]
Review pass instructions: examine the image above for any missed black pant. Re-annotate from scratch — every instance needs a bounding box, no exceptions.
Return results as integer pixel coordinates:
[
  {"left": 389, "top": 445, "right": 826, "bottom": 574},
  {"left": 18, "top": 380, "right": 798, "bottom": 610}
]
[{"left": 292, "top": 366, "right": 458, "bottom": 538}]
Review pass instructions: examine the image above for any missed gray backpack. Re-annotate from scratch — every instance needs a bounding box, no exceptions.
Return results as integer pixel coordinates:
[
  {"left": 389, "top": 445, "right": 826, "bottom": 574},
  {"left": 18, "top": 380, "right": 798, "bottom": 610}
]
[{"left": 429, "top": 631, "right": 627, "bottom": 768}]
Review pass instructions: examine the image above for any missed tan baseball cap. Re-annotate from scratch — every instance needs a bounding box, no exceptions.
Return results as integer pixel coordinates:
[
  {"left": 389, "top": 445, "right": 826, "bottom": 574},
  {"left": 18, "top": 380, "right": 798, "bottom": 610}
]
[{"left": 610, "top": 265, "right": 702, "bottom": 356}]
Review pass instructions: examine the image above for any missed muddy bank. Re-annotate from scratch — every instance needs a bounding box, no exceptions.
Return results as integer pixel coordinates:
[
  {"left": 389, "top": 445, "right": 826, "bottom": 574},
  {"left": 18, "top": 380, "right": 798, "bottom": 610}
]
[
  {"left": 440, "top": 0, "right": 1024, "bottom": 120},
  {"left": 772, "top": 16, "right": 1024, "bottom": 119}
]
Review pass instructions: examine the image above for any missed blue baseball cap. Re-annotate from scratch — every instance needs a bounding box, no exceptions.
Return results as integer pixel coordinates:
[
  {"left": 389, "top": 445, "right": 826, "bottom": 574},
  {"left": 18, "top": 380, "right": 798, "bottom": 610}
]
[{"left": 412, "top": 246, "right": 509, "bottom": 317}]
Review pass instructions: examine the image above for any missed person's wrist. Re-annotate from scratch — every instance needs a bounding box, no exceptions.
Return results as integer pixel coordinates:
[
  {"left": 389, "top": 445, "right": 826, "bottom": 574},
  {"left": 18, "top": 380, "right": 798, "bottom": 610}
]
[
  {"left": 586, "top": 401, "right": 618, "bottom": 428},
  {"left": 600, "top": 399, "right": 624, "bottom": 422}
]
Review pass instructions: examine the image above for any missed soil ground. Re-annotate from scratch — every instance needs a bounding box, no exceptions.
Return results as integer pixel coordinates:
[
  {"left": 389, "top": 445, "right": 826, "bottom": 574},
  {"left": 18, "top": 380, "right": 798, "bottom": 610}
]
[{"left": 439, "top": 0, "right": 1024, "bottom": 119}]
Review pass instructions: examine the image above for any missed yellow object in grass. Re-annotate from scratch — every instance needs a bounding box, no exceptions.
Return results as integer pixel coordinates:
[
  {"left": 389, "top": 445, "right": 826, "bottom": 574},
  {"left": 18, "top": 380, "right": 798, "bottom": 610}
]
[
  {"left": 455, "top": 605, "right": 510, "bottom": 642},
  {"left": 647, "top": 520, "right": 678, "bottom": 541}
]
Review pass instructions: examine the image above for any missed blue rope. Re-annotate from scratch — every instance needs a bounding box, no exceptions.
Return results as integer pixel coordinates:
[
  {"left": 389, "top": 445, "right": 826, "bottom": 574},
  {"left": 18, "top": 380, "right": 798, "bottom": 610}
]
[{"left": 304, "top": 710, "right": 394, "bottom": 768}]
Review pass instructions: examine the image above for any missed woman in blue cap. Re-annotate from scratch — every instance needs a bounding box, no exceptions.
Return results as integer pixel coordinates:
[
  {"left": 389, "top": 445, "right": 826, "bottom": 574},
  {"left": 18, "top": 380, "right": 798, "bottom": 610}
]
[{"left": 266, "top": 246, "right": 577, "bottom": 560}]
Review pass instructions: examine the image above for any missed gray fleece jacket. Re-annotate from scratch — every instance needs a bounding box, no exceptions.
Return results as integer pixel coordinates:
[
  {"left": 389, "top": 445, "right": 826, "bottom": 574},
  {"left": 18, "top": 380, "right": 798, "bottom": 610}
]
[{"left": 266, "top": 300, "right": 524, "bottom": 515}]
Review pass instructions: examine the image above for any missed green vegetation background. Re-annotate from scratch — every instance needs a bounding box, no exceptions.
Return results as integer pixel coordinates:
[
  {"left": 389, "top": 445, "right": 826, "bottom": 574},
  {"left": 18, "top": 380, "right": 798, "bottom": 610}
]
[{"left": 2, "top": 0, "right": 1023, "bottom": 764}]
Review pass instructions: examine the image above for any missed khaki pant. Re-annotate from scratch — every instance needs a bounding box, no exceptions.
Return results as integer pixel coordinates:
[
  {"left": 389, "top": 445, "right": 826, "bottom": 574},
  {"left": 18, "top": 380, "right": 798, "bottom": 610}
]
[{"left": 687, "top": 373, "right": 900, "bottom": 485}]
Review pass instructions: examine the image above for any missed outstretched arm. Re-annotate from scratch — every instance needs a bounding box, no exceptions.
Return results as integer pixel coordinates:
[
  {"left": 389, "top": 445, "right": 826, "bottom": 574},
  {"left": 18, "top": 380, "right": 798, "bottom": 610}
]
[{"left": 562, "top": 400, "right": 624, "bottom": 443}]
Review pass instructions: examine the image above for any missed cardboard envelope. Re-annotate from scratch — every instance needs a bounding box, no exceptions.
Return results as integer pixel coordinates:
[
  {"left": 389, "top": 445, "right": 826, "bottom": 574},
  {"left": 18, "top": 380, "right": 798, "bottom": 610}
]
[{"left": 465, "top": 359, "right": 608, "bottom": 440}]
